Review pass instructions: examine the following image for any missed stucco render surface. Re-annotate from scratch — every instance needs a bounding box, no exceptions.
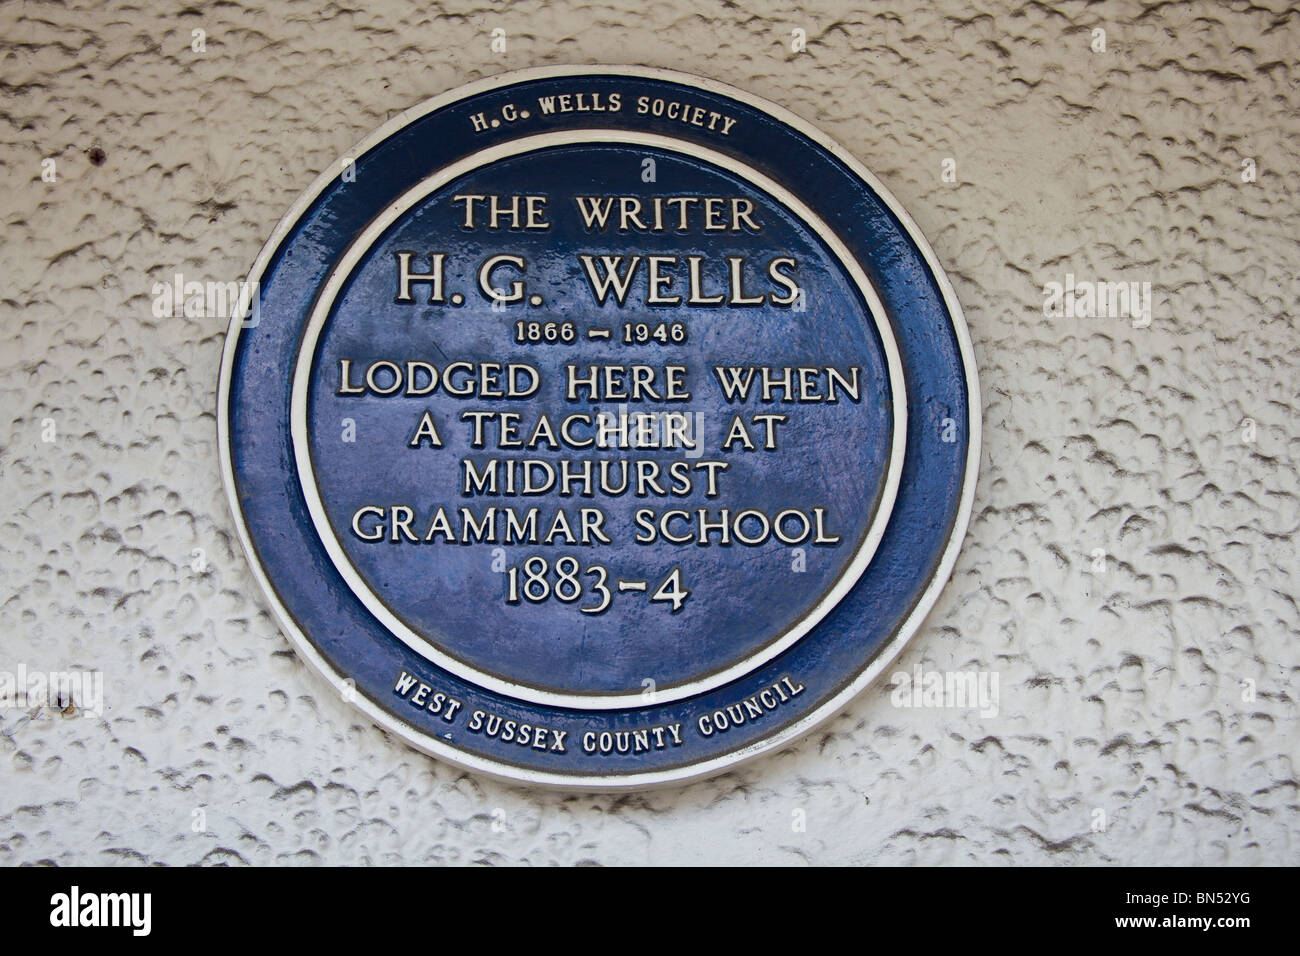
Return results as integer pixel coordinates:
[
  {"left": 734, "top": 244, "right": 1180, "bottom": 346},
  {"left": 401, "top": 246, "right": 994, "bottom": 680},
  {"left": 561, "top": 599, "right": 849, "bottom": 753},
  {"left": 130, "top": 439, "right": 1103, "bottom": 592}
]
[{"left": 1, "top": 0, "right": 1297, "bottom": 866}]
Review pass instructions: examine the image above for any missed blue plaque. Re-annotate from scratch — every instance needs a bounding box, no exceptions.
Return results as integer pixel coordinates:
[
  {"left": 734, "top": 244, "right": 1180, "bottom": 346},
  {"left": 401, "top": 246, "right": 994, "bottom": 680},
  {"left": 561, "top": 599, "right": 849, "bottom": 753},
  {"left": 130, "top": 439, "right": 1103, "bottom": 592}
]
[{"left": 219, "top": 67, "right": 980, "bottom": 788}]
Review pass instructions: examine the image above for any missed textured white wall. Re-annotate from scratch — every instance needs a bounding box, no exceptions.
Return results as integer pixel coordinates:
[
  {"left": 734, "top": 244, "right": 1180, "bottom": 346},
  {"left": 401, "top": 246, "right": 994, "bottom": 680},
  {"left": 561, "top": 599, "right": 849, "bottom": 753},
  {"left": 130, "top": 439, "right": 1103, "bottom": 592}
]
[{"left": 1, "top": 0, "right": 1296, "bottom": 865}]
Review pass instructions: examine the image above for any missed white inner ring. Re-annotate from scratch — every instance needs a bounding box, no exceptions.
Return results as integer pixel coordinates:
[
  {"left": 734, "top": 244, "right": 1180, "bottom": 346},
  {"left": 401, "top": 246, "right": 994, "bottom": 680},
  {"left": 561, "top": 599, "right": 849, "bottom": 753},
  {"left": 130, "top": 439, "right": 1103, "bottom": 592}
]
[{"left": 289, "top": 129, "right": 908, "bottom": 710}]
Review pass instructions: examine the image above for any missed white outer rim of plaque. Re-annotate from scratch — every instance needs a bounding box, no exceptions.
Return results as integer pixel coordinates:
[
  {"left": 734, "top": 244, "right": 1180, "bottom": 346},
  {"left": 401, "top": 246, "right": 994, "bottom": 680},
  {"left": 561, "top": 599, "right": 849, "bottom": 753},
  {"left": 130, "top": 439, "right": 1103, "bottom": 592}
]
[
  {"left": 289, "top": 129, "right": 907, "bottom": 710},
  {"left": 219, "top": 65, "right": 982, "bottom": 789}
]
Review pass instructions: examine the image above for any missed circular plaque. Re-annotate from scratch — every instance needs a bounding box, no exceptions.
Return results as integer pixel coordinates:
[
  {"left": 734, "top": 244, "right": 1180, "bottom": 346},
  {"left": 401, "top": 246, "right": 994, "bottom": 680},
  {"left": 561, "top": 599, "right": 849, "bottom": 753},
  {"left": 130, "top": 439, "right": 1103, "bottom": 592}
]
[{"left": 219, "top": 66, "right": 980, "bottom": 788}]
